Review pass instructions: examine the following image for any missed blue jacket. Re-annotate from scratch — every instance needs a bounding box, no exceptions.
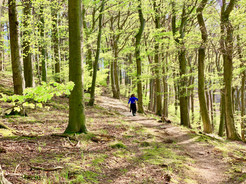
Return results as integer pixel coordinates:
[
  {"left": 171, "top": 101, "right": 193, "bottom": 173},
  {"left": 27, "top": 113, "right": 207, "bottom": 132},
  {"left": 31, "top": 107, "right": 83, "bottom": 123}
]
[{"left": 128, "top": 97, "right": 138, "bottom": 104}]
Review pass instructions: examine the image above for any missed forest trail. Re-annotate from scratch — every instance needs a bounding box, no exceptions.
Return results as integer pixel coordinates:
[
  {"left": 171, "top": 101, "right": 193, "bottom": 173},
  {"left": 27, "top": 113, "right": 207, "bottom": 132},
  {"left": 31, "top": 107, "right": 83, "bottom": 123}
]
[{"left": 97, "top": 96, "right": 230, "bottom": 184}]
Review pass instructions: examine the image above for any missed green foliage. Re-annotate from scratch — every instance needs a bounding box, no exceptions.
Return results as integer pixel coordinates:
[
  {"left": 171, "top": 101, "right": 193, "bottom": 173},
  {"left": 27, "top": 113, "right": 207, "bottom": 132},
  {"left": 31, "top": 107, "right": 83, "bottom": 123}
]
[
  {"left": 74, "top": 171, "right": 99, "bottom": 183},
  {"left": 110, "top": 141, "right": 127, "bottom": 149},
  {"left": 0, "top": 82, "right": 74, "bottom": 110}
]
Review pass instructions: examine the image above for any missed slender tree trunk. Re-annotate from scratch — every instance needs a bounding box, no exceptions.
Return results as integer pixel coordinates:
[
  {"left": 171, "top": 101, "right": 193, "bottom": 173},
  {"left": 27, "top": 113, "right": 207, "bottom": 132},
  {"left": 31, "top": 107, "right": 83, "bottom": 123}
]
[
  {"left": 23, "top": 0, "right": 34, "bottom": 87},
  {"left": 65, "top": 0, "right": 86, "bottom": 133},
  {"left": 218, "top": 89, "right": 225, "bottom": 136},
  {"left": 88, "top": 0, "right": 104, "bottom": 106},
  {"left": 110, "top": 61, "right": 117, "bottom": 97},
  {"left": 153, "top": 1, "right": 162, "bottom": 116},
  {"left": 39, "top": 4, "right": 47, "bottom": 82},
  {"left": 51, "top": 2, "right": 61, "bottom": 83},
  {"left": 0, "top": 22, "right": 3, "bottom": 71},
  {"left": 8, "top": 0, "right": 24, "bottom": 94},
  {"left": 135, "top": 0, "right": 145, "bottom": 113},
  {"left": 113, "top": 48, "right": 120, "bottom": 99},
  {"left": 162, "top": 52, "right": 168, "bottom": 117},
  {"left": 0, "top": 0, "right": 5, "bottom": 71},
  {"left": 237, "top": 34, "right": 246, "bottom": 141}
]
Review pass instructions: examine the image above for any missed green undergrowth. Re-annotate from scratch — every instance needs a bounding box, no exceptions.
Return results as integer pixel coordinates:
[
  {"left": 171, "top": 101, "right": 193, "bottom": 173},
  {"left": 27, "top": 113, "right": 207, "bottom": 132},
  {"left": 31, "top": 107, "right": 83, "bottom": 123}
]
[{"left": 110, "top": 141, "right": 127, "bottom": 149}]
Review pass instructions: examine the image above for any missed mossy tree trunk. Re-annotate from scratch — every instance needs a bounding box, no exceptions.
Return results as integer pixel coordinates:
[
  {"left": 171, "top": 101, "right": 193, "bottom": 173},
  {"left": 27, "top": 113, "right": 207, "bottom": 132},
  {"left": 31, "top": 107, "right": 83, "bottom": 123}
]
[
  {"left": 8, "top": 0, "right": 24, "bottom": 95},
  {"left": 65, "top": 0, "right": 87, "bottom": 134},
  {"left": 135, "top": 0, "right": 145, "bottom": 113},
  {"left": 196, "top": 0, "right": 212, "bottom": 133}
]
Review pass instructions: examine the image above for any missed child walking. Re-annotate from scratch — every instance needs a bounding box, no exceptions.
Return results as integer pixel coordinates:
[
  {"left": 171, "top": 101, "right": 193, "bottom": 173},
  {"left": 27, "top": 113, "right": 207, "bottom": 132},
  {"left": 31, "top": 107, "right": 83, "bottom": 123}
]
[{"left": 128, "top": 94, "right": 138, "bottom": 116}]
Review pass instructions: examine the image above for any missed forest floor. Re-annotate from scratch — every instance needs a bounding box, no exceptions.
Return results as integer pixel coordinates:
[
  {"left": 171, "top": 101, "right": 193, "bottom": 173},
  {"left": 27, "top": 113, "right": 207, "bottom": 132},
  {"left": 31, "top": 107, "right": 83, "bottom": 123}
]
[{"left": 1, "top": 74, "right": 246, "bottom": 184}]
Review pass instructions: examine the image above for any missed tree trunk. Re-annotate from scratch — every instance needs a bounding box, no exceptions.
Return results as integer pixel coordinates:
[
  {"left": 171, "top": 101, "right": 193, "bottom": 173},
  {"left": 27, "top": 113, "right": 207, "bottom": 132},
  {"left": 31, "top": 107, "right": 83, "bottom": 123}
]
[
  {"left": 172, "top": 2, "right": 190, "bottom": 127},
  {"left": 8, "top": 0, "right": 24, "bottom": 95},
  {"left": 23, "top": 0, "right": 34, "bottom": 88},
  {"left": 162, "top": 52, "right": 168, "bottom": 117},
  {"left": 196, "top": 0, "right": 212, "bottom": 133},
  {"left": 0, "top": 22, "right": 3, "bottom": 71},
  {"left": 220, "top": 0, "right": 240, "bottom": 140},
  {"left": 135, "top": 0, "right": 145, "bottom": 113},
  {"left": 51, "top": 2, "right": 61, "bottom": 83},
  {"left": 39, "top": 4, "right": 47, "bottom": 82},
  {"left": 218, "top": 89, "right": 225, "bottom": 137},
  {"left": 65, "top": 0, "right": 86, "bottom": 134},
  {"left": 113, "top": 49, "right": 120, "bottom": 99},
  {"left": 153, "top": 1, "right": 162, "bottom": 116},
  {"left": 110, "top": 61, "right": 117, "bottom": 98},
  {"left": 88, "top": 0, "right": 104, "bottom": 106},
  {"left": 237, "top": 34, "right": 246, "bottom": 141}
]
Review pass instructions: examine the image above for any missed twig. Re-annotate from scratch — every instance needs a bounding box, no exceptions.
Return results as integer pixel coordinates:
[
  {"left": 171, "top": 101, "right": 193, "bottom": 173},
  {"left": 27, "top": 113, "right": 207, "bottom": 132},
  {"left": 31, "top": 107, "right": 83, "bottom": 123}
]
[
  {"left": 29, "top": 165, "right": 63, "bottom": 171},
  {"left": 14, "top": 164, "right": 20, "bottom": 173},
  {"left": 0, "top": 165, "right": 12, "bottom": 184}
]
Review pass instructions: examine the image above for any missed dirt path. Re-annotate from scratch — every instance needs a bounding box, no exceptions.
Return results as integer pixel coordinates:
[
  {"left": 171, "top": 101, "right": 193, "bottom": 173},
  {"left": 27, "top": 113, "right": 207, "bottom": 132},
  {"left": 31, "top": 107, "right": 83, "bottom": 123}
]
[{"left": 97, "top": 96, "right": 230, "bottom": 184}]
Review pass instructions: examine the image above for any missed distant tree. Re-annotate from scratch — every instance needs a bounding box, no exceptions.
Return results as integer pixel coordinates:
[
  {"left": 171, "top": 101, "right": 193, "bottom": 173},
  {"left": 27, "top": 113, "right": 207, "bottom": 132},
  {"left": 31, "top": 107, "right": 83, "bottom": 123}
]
[
  {"left": 51, "top": 0, "right": 61, "bottom": 83},
  {"left": 8, "top": 0, "right": 25, "bottom": 94},
  {"left": 64, "top": 0, "right": 87, "bottom": 133}
]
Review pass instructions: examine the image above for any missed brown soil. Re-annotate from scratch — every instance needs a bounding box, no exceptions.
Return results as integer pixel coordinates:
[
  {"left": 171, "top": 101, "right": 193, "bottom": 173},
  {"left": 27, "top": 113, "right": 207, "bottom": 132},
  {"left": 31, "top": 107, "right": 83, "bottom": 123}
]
[{"left": 0, "top": 93, "right": 246, "bottom": 184}]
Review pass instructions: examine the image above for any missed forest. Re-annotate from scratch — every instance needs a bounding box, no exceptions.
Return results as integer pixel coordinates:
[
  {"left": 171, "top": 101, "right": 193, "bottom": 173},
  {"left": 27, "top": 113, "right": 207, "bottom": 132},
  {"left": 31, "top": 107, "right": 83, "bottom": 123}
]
[{"left": 0, "top": 0, "right": 246, "bottom": 183}]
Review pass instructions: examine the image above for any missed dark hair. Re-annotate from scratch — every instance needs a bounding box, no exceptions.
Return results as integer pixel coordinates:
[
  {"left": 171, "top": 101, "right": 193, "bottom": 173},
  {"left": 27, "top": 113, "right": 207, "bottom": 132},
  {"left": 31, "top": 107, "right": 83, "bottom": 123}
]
[{"left": 131, "top": 94, "right": 135, "bottom": 98}]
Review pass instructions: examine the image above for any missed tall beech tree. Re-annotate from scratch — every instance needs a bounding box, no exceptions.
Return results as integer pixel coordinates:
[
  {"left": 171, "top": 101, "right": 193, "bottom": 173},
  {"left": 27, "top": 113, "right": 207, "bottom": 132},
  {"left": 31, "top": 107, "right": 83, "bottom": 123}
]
[
  {"left": 65, "top": 0, "right": 86, "bottom": 134},
  {"left": 8, "top": 0, "right": 24, "bottom": 95},
  {"left": 171, "top": 1, "right": 196, "bottom": 128},
  {"left": 88, "top": 0, "right": 104, "bottom": 106},
  {"left": 220, "top": 0, "right": 240, "bottom": 140},
  {"left": 135, "top": 0, "right": 145, "bottom": 113},
  {"left": 196, "top": 0, "right": 212, "bottom": 133}
]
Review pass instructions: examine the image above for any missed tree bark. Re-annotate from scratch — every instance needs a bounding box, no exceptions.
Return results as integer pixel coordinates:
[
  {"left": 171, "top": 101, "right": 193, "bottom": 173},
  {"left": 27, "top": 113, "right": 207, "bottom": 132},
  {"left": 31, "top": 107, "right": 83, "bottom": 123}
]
[
  {"left": 39, "top": 4, "right": 47, "bottom": 82},
  {"left": 23, "top": 0, "right": 34, "bottom": 88},
  {"left": 65, "top": 0, "right": 86, "bottom": 133},
  {"left": 153, "top": 1, "right": 162, "bottom": 116},
  {"left": 51, "top": 1, "right": 61, "bottom": 83},
  {"left": 171, "top": 2, "right": 190, "bottom": 127},
  {"left": 237, "top": 34, "right": 245, "bottom": 141},
  {"left": 220, "top": 0, "right": 240, "bottom": 140},
  {"left": 8, "top": 0, "right": 24, "bottom": 95},
  {"left": 88, "top": 0, "right": 104, "bottom": 106},
  {"left": 196, "top": 0, "right": 212, "bottom": 133},
  {"left": 135, "top": 0, "right": 145, "bottom": 113}
]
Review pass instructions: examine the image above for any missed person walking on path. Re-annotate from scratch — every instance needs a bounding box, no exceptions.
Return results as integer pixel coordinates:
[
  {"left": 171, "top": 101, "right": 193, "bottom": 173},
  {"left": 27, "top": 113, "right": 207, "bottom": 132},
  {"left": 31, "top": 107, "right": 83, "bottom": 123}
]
[{"left": 128, "top": 94, "right": 138, "bottom": 116}]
